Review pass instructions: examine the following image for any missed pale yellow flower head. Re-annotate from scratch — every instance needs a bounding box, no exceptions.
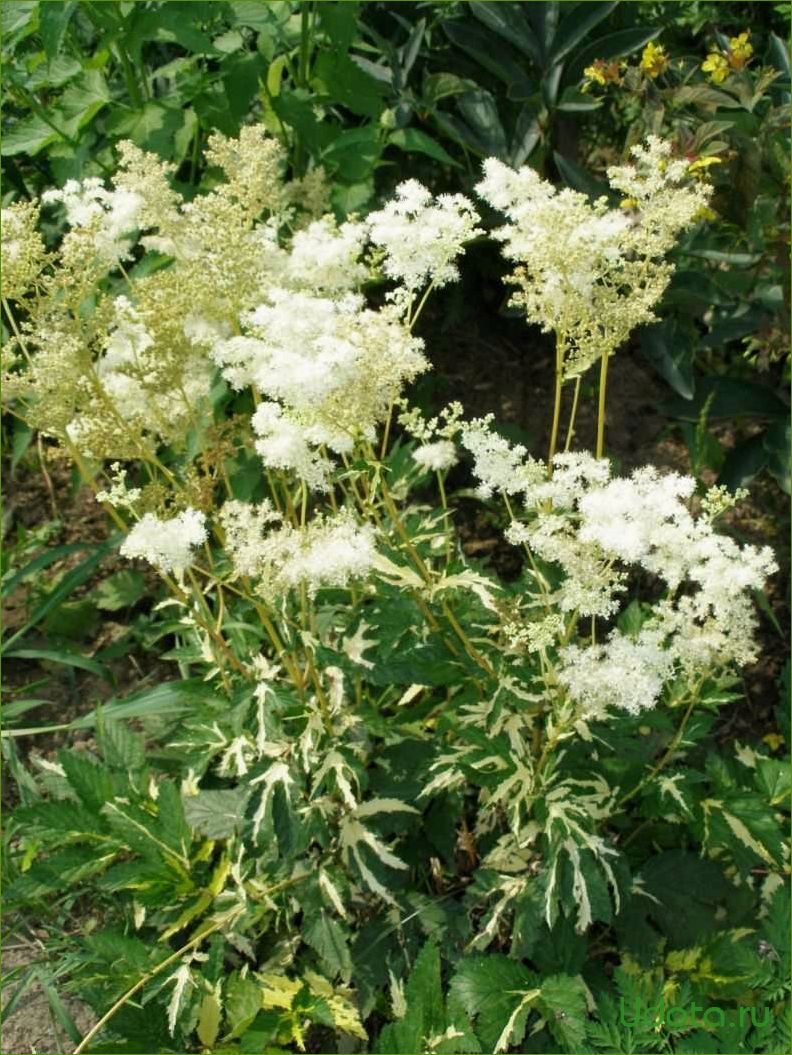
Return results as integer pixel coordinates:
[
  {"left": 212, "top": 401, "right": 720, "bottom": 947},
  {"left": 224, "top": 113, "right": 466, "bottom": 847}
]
[{"left": 640, "top": 41, "right": 669, "bottom": 78}]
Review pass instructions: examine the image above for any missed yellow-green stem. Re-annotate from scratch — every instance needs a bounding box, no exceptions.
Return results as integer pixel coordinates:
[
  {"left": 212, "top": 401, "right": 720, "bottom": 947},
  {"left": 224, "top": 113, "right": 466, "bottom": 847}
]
[
  {"left": 564, "top": 375, "right": 582, "bottom": 452},
  {"left": 596, "top": 351, "right": 610, "bottom": 459},
  {"left": 547, "top": 336, "right": 566, "bottom": 471}
]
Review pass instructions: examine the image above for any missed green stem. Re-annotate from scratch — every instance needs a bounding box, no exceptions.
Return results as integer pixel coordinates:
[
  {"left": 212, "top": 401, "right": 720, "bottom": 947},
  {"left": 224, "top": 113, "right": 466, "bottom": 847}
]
[
  {"left": 547, "top": 335, "right": 566, "bottom": 471},
  {"left": 617, "top": 694, "right": 697, "bottom": 810},
  {"left": 596, "top": 351, "right": 610, "bottom": 460},
  {"left": 564, "top": 375, "right": 582, "bottom": 452}
]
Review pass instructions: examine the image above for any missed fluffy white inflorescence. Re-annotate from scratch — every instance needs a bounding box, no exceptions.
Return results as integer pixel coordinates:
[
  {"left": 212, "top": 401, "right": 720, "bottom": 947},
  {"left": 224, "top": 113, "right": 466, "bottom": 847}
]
[
  {"left": 42, "top": 178, "right": 143, "bottom": 265},
  {"left": 285, "top": 217, "right": 368, "bottom": 291},
  {"left": 220, "top": 502, "right": 377, "bottom": 599},
  {"left": 559, "top": 627, "right": 676, "bottom": 716},
  {"left": 476, "top": 136, "right": 710, "bottom": 378},
  {"left": 461, "top": 419, "right": 544, "bottom": 499},
  {"left": 251, "top": 402, "right": 331, "bottom": 492},
  {"left": 412, "top": 440, "right": 458, "bottom": 473},
  {"left": 214, "top": 289, "right": 427, "bottom": 487},
  {"left": 121, "top": 508, "right": 207, "bottom": 575},
  {"left": 474, "top": 442, "right": 777, "bottom": 712},
  {"left": 367, "top": 179, "right": 482, "bottom": 292}
]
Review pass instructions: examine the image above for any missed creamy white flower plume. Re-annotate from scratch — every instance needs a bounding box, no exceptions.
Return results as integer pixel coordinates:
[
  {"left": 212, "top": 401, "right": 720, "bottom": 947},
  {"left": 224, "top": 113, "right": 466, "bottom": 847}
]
[{"left": 121, "top": 508, "right": 207, "bottom": 575}]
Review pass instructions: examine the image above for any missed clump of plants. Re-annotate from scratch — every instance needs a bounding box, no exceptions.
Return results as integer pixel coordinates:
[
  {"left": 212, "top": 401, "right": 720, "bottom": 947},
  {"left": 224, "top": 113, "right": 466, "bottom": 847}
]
[{"left": 2, "top": 125, "right": 788, "bottom": 1054}]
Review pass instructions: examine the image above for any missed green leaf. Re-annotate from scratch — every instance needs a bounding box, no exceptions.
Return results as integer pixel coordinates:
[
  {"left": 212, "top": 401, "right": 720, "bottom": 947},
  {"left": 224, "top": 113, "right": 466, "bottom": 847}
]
[
  {"left": 550, "top": 1, "right": 619, "bottom": 63},
  {"left": 1, "top": 1, "right": 38, "bottom": 43},
  {"left": 38, "top": 0, "right": 76, "bottom": 60},
  {"left": 754, "top": 757, "right": 790, "bottom": 806},
  {"left": 640, "top": 320, "right": 695, "bottom": 400},
  {"left": 718, "top": 434, "right": 767, "bottom": 491},
  {"left": 107, "top": 101, "right": 185, "bottom": 158},
  {"left": 764, "top": 419, "right": 790, "bottom": 493},
  {"left": 322, "top": 125, "right": 382, "bottom": 182},
  {"left": 225, "top": 972, "right": 264, "bottom": 1039},
  {"left": 93, "top": 569, "right": 146, "bottom": 611},
  {"left": 2, "top": 539, "right": 115, "bottom": 652},
  {"left": 388, "top": 127, "right": 461, "bottom": 168},
  {"left": 553, "top": 151, "right": 609, "bottom": 199},
  {"left": 2, "top": 678, "right": 216, "bottom": 738},
  {"left": 450, "top": 955, "right": 537, "bottom": 1052},
  {"left": 537, "top": 974, "right": 588, "bottom": 1050},
  {"left": 376, "top": 941, "right": 445, "bottom": 1054},
  {"left": 313, "top": 50, "right": 386, "bottom": 119},
  {"left": 303, "top": 912, "right": 352, "bottom": 981},
  {"left": 3, "top": 646, "right": 111, "bottom": 681},
  {"left": 469, "top": 2, "right": 541, "bottom": 65},
  {"left": 184, "top": 788, "right": 250, "bottom": 839},
  {"left": 0, "top": 115, "right": 59, "bottom": 157},
  {"left": 442, "top": 21, "right": 534, "bottom": 98},
  {"left": 456, "top": 89, "right": 508, "bottom": 157},
  {"left": 60, "top": 749, "right": 116, "bottom": 813},
  {"left": 197, "top": 992, "right": 222, "bottom": 1048},
  {"left": 421, "top": 72, "right": 476, "bottom": 106},
  {"left": 58, "top": 69, "right": 112, "bottom": 134},
  {"left": 661, "top": 377, "right": 788, "bottom": 422},
  {"left": 97, "top": 720, "right": 146, "bottom": 772}
]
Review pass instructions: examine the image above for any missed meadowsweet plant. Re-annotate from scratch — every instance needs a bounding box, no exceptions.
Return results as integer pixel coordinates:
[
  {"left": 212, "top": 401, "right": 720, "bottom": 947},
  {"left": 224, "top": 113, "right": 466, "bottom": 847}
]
[
  {"left": 2, "top": 128, "right": 787, "bottom": 1055},
  {"left": 477, "top": 136, "right": 710, "bottom": 460}
]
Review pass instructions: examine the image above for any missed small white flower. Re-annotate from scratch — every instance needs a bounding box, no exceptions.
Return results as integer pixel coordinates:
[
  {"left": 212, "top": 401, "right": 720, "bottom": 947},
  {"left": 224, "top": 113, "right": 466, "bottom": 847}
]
[
  {"left": 412, "top": 439, "right": 457, "bottom": 473},
  {"left": 121, "top": 508, "right": 207, "bottom": 575}
]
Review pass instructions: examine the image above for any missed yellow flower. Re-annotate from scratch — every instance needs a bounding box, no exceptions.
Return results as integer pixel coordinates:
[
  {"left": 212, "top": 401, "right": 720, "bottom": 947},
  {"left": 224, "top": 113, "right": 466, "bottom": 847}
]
[
  {"left": 583, "top": 58, "right": 623, "bottom": 88},
  {"left": 688, "top": 155, "right": 723, "bottom": 176},
  {"left": 619, "top": 197, "right": 639, "bottom": 210},
  {"left": 702, "top": 52, "right": 730, "bottom": 83},
  {"left": 640, "top": 41, "right": 669, "bottom": 78},
  {"left": 694, "top": 205, "right": 718, "bottom": 222},
  {"left": 728, "top": 30, "right": 753, "bottom": 69},
  {"left": 584, "top": 62, "right": 607, "bottom": 86},
  {"left": 763, "top": 732, "right": 785, "bottom": 752}
]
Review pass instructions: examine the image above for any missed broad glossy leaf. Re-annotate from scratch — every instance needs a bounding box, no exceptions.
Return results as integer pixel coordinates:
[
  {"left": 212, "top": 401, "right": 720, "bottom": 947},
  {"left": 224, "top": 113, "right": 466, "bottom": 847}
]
[
  {"left": 661, "top": 376, "right": 787, "bottom": 422},
  {"left": 764, "top": 418, "right": 791, "bottom": 493},
  {"left": 388, "top": 127, "right": 460, "bottom": 168},
  {"left": 639, "top": 320, "right": 695, "bottom": 400},
  {"left": 550, "top": 1, "right": 619, "bottom": 63},
  {"left": 509, "top": 102, "right": 542, "bottom": 166},
  {"left": 469, "top": 2, "right": 542, "bottom": 65},
  {"left": 443, "top": 20, "right": 534, "bottom": 97},
  {"left": 456, "top": 89, "right": 509, "bottom": 158}
]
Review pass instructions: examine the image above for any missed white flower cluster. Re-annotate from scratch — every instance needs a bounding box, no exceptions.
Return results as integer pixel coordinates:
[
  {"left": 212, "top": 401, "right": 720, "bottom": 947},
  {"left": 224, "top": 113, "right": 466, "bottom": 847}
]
[
  {"left": 461, "top": 418, "right": 544, "bottom": 499},
  {"left": 213, "top": 290, "right": 427, "bottom": 489},
  {"left": 285, "top": 217, "right": 369, "bottom": 292},
  {"left": 412, "top": 440, "right": 458, "bottom": 473},
  {"left": 42, "top": 178, "right": 143, "bottom": 265},
  {"left": 1, "top": 201, "right": 47, "bottom": 301},
  {"left": 559, "top": 627, "right": 675, "bottom": 717},
  {"left": 368, "top": 179, "right": 482, "bottom": 293},
  {"left": 476, "top": 136, "right": 710, "bottom": 377},
  {"left": 465, "top": 436, "right": 776, "bottom": 714},
  {"left": 220, "top": 502, "right": 376, "bottom": 599},
  {"left": 121, "top": 508, "right": 207, "bottom": 575}
]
